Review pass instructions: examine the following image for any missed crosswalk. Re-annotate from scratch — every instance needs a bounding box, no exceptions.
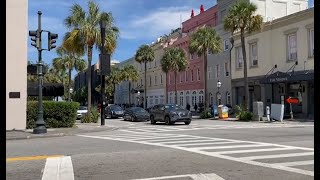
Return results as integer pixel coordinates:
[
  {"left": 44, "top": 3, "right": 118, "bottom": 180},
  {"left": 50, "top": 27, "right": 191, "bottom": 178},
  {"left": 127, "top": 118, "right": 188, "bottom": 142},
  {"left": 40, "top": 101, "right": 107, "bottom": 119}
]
[
  {"left": 120, "top": 123, "right": 314, "bottom": 133},
  {"left": 78, "top": 131, "right": 314, "bottom": 177}
]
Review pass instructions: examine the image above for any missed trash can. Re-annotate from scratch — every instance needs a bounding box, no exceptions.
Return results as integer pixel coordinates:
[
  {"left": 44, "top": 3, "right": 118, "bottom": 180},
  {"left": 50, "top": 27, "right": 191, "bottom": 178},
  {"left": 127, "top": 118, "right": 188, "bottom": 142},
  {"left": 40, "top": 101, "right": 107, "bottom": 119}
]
[{"left": 218, "top": 105, "right": 229, "bottom": 119}]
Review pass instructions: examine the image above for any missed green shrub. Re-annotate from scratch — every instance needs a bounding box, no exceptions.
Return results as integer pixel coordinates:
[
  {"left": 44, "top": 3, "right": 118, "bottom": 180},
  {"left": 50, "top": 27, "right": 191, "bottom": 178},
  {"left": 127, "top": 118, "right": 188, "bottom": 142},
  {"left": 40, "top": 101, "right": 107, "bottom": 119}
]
[
  {"left": 27, "top": 101, "right": 79, "bottom": 129},
  {"left": 200, "top": 108, "right": 213, "bottom": 119},
  {"left": 80, "top": 107, "right": 99, "bottom": 123},
  {"left": 235, "top": 105, "right": 253, "bottom": 121}
]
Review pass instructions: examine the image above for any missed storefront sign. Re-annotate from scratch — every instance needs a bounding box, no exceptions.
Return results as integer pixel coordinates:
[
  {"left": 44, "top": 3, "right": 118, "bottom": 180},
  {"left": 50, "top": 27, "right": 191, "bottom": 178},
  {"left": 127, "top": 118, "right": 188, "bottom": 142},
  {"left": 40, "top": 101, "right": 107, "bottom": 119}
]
[{"left": 269, "top": 77, "right": 288, "bottom": 83}]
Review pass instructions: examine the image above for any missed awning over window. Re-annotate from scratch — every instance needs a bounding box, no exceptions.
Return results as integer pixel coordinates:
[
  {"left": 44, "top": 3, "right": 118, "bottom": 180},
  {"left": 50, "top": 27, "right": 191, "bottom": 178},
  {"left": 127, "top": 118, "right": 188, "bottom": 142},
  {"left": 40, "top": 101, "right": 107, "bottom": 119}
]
[{"left": 260, "top": 70, "right": 314, "bottom": 84}]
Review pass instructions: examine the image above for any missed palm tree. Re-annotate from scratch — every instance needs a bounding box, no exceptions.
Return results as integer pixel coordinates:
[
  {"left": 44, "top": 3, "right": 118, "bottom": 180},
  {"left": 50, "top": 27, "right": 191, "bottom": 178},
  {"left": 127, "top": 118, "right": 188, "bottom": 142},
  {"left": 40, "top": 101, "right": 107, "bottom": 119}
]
[
  {"left": 224, "top": 0, "right": 263, "bottom": 111},
  {"left": 189, "top": 26, "right": 222, "bottom": 109},
  {"left": 135, "top": 45, "right": 155, "bottom": 108},
  {"left": 160, "top": 51, "right": 171, "bottom": 104},
  {"left": 162, "top": 48, "right": 188, "bottom": 104},
  {"left": 121, "top": 65, "right": 139, "bottom": 105},
  {"left": 64, "top": 1, "right": 119, "bottom": 113},
  {"left": 52, "top": 46, "right": 87, "bottom": 101}
]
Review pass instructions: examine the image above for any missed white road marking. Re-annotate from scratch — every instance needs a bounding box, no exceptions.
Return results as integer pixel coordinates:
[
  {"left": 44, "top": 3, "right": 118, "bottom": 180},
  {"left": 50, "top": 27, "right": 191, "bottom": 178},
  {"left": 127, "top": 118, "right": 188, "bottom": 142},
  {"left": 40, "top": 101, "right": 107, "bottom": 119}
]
[
  {"left": 242, "top": 152, "right": 314, "bottom": 160},
  {"left": 41, "top": 156, "right": 74, "bottom": 180},
  {"left": 131, "top": 173, "right": 225, "bottom": 180},
  {"left": 272, "top": 160, "right": 314, "bottom": 167},
  {"left": 77, "top": 132, "right": 314, "bottom": 176}
]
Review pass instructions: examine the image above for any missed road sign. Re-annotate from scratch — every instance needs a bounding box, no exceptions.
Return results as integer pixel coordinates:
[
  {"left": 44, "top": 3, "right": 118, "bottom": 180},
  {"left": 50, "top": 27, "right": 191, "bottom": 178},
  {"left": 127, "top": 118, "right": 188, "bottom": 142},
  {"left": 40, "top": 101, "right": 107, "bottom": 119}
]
[{"left": 286, "top": 97, "right": 299, "bottom": 104}]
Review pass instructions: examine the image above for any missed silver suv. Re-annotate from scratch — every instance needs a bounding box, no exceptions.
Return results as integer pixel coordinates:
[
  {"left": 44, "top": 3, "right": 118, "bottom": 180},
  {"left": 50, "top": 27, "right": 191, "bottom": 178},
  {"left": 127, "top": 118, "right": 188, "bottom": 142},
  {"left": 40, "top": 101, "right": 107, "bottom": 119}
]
[{"left": 149, "top": 104, "right": 192, "bottom": 125}]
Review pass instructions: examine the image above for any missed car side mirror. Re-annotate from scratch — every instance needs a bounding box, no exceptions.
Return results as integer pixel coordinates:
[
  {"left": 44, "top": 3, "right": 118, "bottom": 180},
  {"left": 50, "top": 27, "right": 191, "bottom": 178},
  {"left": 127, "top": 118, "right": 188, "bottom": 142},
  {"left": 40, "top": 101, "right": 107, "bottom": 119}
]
[{"left": 160, "top": 107, "right": 165, "bottom": 111}]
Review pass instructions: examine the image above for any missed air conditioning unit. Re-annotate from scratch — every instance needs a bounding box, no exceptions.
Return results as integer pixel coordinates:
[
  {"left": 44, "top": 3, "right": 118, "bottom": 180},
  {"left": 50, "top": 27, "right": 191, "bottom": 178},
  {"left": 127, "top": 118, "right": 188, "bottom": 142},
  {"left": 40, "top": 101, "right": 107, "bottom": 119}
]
[
  {"left": 252, "top": 59, "right": 258, "bottom": 66},
  {"left": 226, "top": 72, "right": 229, "bottom": 76}
]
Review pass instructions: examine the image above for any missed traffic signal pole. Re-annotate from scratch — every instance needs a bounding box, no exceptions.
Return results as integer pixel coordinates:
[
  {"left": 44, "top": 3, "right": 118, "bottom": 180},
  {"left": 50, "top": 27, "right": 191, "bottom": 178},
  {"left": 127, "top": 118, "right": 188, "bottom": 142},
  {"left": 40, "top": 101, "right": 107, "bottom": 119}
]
[
  {"left": 33, "top": 11, "right": 46, "bottom": 134},
  {"left": 29, "top": 11, "right": 58, "bottom": 134}
]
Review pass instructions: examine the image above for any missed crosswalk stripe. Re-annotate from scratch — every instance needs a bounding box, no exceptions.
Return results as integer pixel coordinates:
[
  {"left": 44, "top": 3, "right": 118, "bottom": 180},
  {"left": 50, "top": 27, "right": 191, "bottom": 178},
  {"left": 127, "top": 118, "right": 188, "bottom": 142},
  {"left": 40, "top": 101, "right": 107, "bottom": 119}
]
[
  {"left": 195, "top": 144, "right": 270, "bottom": 150},
  {"left": 272, "top": 160, "right": 314, "bottom": 167},
  {"left": 147, "top": 137, "right": 202, "bottom": 143},
  {"left": 241, "top": 152, "right": 314, "bottom": 160},
  {"left": 219, "top": 147, "right": 296, "bottom": 154},
  {"left": 162, "top": 139, "right": 228, "bottom": 145},
  {"left": 177, "top": 141, "right": 247, "bottom": 146},
  {"left": 41, "top": 156, "right": 74, "bottom": 180}
]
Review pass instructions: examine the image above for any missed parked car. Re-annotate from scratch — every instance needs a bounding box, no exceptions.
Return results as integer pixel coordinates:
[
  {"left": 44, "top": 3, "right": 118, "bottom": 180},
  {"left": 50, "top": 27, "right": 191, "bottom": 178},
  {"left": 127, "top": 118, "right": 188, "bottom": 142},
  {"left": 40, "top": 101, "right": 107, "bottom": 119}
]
[
  {"left": 105, "top": 105, "right": 124, "bottom": 119},
  {"left": 149, "top": 104, "right": 192, "bottom": 125},
  {"left": 77, "top": 106, "right": 88, "bottom": 119},
  {"left": 146, "top": 105, "right": 154, "bottom": 112},
  {"left": 123, "top": 107, "right": 150, "bottom": 122}
]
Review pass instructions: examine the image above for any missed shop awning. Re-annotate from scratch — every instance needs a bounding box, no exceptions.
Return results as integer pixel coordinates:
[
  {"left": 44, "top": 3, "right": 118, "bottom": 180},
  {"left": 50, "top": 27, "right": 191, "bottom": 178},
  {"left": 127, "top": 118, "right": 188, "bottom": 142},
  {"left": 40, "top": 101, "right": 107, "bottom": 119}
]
[{"left": 260, "top": 70, "right": 314, "bottom": 84}]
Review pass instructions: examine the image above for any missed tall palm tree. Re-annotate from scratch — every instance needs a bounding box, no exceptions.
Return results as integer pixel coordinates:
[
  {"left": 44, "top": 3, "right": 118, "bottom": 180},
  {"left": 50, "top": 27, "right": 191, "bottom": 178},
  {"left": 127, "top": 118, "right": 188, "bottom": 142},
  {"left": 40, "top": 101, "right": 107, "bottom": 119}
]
[
  {"left": 53, "top": 46, "right": 87, "bottom": 101},
  {"left": 64, "top": 1, "right": 119, "bottom": 113},
  {"left": 162, "top": 48, "right": 188, "bottom": 104},
  {"left": 189, "top": 26, "right": 222, "bottom": 109},
  {"left": 160, "top": 51, "right": 171, "bottom": 104},
  {"left": 224, "top": 0, "right": 263, "bottom": 111},
  {"left": 121, "top": 64, "right": 139, "bottom": 105},
  {"left": 135, "top": 45, "right": 155, "bottom": 108}
]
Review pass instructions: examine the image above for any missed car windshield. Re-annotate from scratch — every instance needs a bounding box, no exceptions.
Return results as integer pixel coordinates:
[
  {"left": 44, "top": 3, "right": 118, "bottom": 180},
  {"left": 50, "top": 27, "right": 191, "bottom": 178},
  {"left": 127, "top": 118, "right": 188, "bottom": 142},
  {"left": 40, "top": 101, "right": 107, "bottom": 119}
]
[
  {"left": 110, "top": 105, "right": 122, "bottom": 111},
  {"left": 131, "top": 107, "right": 147, "bottom": 113},
  {"left": 79, "top": 106, "right": 88, "bottom": 110},
  {"left": 165, "top": 104, "right": 183, "bottom": 110}
]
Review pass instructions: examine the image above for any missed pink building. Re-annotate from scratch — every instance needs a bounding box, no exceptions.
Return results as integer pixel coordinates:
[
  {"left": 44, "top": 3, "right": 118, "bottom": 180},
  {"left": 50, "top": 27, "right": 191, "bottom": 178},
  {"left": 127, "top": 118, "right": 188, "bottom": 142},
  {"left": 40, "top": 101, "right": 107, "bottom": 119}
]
[{"left": 167, "top": 5, "right": 218, "bottom": 110}]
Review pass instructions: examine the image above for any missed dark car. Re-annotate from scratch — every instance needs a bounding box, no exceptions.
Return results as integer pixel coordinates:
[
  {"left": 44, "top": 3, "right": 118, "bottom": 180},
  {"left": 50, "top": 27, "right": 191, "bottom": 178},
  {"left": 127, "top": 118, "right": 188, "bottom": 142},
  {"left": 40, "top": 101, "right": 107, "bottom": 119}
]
[
  {"left": 105, "top": 105, "right": 124, "bottom": 119},
  {"left": 123, "top": 107, "right": 150, "bottom": 122},
  {"left": 146, "top": 105, "right": 154, "bottom": 112},
  {"left": 149, "top": 104, "right": 192, "bottom": 125}
]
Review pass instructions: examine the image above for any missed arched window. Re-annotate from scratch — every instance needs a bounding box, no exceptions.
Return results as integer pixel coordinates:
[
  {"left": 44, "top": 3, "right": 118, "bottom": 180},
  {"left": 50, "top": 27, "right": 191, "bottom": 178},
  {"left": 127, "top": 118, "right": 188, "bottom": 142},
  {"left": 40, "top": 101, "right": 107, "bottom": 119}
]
[
  {"left": 192, "top": 91, "right": 197, "bottom": 106},
  {"left": 209, "top": 93, "right": 213, "bottom": 105},
  {"left": 169, "top": 93, "right": 173, "bottom": 103},
  {"left": 199, "top": 91, "right": 204, "bottom": 103},
  {"left": 180, "top": 92, "right": 184, "bottom": 106},
  {"left": 216, "top": 92, "right": 222, "bottom": 105},
  {"left": 186, "top": 91, "right": 190, "bottom": 105}
]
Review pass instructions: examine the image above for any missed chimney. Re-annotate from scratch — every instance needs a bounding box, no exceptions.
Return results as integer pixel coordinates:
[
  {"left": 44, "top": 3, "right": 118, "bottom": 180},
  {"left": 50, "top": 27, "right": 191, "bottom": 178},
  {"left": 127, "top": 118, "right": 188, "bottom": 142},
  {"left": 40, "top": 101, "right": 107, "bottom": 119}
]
[
  {"left": 200, "top": 4, "right": 204, "bottom": 13},
  {"left": 191, "top": 9, "right": 194, "bottom": 18}
]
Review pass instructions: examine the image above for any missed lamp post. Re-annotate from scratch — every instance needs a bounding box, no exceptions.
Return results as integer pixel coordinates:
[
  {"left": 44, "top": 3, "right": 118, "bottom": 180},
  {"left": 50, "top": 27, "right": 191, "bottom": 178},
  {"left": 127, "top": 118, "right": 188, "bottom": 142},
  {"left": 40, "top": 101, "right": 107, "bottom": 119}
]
[
  {"left": 137, "top": 90, "right": 140, "bottom": 107},
  {"left": 217, "top": 80, "right": 222, "bottom": 105},
  {"left": 100, "top": 17, "right": 107, "bottom": 126}
]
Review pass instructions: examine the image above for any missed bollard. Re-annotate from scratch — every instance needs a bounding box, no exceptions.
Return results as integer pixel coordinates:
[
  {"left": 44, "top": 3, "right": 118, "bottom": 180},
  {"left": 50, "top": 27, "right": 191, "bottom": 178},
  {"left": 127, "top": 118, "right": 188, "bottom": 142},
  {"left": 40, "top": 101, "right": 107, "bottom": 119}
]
[{"left": 266, "top": 106, "right": 270, "bottom": 122}]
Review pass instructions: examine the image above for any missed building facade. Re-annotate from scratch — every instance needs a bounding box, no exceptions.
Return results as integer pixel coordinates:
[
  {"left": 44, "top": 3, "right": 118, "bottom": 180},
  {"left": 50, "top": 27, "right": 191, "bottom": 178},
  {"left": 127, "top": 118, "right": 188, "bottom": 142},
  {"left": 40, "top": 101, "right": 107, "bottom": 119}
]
[
  {"left": 167, "top": 5, "right": 219, "bottom": 110},
  {"left": 7, "top": 0, "right": 28, "bottom": 130},
  {"left": 231, "top": 8, "right": 314, "bottom": 118}
]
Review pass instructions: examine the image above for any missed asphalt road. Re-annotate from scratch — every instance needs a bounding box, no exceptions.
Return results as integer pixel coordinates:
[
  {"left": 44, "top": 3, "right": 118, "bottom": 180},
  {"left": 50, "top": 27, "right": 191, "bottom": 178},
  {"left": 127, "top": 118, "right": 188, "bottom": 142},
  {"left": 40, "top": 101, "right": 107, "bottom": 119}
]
[{"left": 6, "top": 119, "right": 314, "bottom": 180}]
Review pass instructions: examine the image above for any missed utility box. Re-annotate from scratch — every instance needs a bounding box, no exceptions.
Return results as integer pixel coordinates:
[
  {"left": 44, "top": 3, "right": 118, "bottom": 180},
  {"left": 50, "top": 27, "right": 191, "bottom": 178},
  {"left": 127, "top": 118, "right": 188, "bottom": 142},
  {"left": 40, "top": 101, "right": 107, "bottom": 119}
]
[
  {"left": 218, "top": 105, "right": 229, "bottom": 119},
  {"left": 253, "top": 101, "right": 264, "bottom": 121}
]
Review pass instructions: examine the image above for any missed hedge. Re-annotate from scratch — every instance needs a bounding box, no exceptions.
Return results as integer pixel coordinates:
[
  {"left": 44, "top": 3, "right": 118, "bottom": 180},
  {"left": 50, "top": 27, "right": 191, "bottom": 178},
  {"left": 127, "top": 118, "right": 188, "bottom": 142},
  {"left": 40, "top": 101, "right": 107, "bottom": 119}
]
[{"left": 27, "top": 101, "right": 79, "bottom": 129}]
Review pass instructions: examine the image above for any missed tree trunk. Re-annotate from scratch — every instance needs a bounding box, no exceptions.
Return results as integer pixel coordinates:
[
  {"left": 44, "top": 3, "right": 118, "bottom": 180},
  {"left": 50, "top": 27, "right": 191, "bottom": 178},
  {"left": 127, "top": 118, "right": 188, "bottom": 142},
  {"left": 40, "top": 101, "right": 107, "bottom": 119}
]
[
  {"left": 68, "top": 68, "right": 72, "bottom": 102},
  {"left": 113, "top": 83, "right": 116, "bottom": 104},
  {"left": 87, "top": 47, "right": 93, "bottom": 115},
  {"left": 144, "top": 62, "right": 147, "bottom": 109},
  {"left": 174, "top": 71, "right": 178, "bottom": 104},
  {"left": 165, "top": 72, "right": 168, "bottom": 103},
  {"left": 128, "top": 81, "right": 131, "bottom": 105},
  {"left": 204, "top": 52, "right": 208, "bottom": 109},
  {"left": 241, "top": 30, "right": 249, "bottom": 111}
]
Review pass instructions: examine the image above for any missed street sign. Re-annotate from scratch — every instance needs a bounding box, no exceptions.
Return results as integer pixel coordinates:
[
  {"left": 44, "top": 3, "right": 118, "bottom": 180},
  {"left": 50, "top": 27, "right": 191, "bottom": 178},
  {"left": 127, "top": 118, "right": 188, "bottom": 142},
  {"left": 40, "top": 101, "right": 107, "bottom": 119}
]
[{"left": 286, "top": 97, "right": 299, "bottom": 104}]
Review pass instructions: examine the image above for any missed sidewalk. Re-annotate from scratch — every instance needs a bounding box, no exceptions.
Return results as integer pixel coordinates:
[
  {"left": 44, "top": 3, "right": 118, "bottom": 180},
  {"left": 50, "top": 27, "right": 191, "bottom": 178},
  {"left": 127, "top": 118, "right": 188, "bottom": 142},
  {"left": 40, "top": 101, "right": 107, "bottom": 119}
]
[{"left": 6, "top": 123, "right": 116, "bottom": 140}]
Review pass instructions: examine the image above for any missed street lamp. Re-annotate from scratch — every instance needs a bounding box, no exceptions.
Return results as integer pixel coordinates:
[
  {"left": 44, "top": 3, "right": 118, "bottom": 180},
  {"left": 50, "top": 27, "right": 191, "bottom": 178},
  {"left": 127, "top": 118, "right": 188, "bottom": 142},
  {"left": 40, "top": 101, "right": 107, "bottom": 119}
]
[
  {"left": 137, "top": 90, "right": 140, "bottom": 107},
  {"left": 217, "top": 80, "right": 222, "bottom": 105},
  {"left": 69, "top": 88, "right": 73, "bottom": 101}
]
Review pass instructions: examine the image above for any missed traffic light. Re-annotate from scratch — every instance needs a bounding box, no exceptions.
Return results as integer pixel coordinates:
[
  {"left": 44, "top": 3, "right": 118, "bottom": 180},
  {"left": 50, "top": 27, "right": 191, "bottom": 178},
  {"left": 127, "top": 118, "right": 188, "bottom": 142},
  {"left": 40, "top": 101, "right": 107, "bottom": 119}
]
[
  {"left": 48, "top": 32, "right": 58, "bottom": 51},
  {"left": 29, "top": 30, "right": 38, "bottom": 48}
]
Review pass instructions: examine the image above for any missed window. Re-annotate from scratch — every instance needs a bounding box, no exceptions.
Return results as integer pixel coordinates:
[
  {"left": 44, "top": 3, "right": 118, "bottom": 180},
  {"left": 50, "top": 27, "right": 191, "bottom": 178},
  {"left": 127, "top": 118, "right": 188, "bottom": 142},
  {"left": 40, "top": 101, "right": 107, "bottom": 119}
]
[
  {"left": 191, "top": 70, "right": 194, "bottom": 81},
  {"left": 154, "top": 59, "right": 157, "bottom": 67},
  {"left": 190, "top": 53, "right": 194, "bottom": 60},
  {"left": 216, "top": 64, "right": 220, "bottom": 78},
  {"left": 250, "top": 43, "right": 258, "bottom": 66},
  {"left": 197, "top": 68, "right": 200, "bottom": 81},
  {"left": 220, "top": 9, "right": 226, "bottom": 23},
  {"left": 224, "top": 62, "right": 229, "bottom": 77},
  {"left": 155, "top": 75, "right": 157, "bottom": 85},
  {"left": 168, "top": 74, "right": 171, "bottom": 85},
  {"left": 236, "top": 47, "right": 243, "bottom": 68},
  {"left": 208, "top": 66, "right": 212, "bottom": 79},
  {"left": 309, "top": 28, "right": 314, "bottom": 57},
  {"left": 149, "top": 76, "right": 152, "bottom": 86},
  {"left": 160, "top": 74, "right": 163, "bottom": 84},
  {"left": 179, "top": 92, "right": 184, "bottom": 106},
  {"left": 287, "top": 33, "right": 297, "bottom": 61},
  {"left": 169, "top": 93, "right": 173, "bottom": 103},
  {"left": 180, "top": 73, "right": 183, "bottom": 83},
  {"left": 185, "top": 71, "right": 188, "bottom": 81},
  {"left": 224, "top": 40, "right": 229, "bottom": 51},
  {"left": 192, "top": 91, "right": 197, "bottom": 106},
  {"left": 226, "top": 92, "right": 231, "bottom": 105},
  {"left": 149, "top": 61, "right": 152, "bottom": 69},
  {"left": 199, "top": 91, "right": 204, "bottom": 103},
  {"left": 186, "top": 91, "right": 190, "bottom": 105}
]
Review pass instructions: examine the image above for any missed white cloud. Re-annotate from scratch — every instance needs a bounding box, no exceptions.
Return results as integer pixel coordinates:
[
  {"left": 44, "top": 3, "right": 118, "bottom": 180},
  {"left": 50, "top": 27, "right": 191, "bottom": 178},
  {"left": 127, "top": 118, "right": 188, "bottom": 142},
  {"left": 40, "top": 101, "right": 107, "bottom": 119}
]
[
  {"left": 119, "top": 6, "right": 195, "bottom": 40},
  {"left": 28, "top": 16, "right": 65, "bottom": 32}
]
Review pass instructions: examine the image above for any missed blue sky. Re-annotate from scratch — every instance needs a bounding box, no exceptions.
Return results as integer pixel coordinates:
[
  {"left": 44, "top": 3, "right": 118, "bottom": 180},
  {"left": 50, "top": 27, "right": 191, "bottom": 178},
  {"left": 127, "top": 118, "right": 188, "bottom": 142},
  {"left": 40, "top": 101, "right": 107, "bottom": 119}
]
[{"left": 28, "top": 0, "right": 314, "bottom": 77}]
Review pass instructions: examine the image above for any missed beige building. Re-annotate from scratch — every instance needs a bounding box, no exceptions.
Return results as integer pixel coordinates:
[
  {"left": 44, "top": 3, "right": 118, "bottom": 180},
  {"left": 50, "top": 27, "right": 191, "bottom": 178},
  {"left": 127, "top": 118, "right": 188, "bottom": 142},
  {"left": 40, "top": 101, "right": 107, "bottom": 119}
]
[
  {"left": 6, "top": 0, "right": 28, "bottom": 130},
  {"left": 231, "top": 8, "right": 314, "bottom": 118}
]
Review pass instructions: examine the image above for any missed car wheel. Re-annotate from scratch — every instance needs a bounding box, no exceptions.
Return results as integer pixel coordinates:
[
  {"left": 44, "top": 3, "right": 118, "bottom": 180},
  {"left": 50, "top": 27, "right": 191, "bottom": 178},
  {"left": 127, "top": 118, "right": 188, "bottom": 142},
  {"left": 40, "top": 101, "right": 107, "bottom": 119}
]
[
  {"left": 150, "top": 116, "right": 156, "bottom": 124},
  {"left": 184, "top": 121, "right": 191, "bottom": 125},
  {"left": 165, "top": 116, "right": 171, "bottom": 125}
]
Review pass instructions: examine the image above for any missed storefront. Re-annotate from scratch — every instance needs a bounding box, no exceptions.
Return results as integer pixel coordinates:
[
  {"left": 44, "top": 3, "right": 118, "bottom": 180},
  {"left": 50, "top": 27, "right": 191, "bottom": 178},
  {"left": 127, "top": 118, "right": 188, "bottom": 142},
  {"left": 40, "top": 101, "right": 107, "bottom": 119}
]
[{"left": 260, "top": 70, "right": 314, "bottom": 119}]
